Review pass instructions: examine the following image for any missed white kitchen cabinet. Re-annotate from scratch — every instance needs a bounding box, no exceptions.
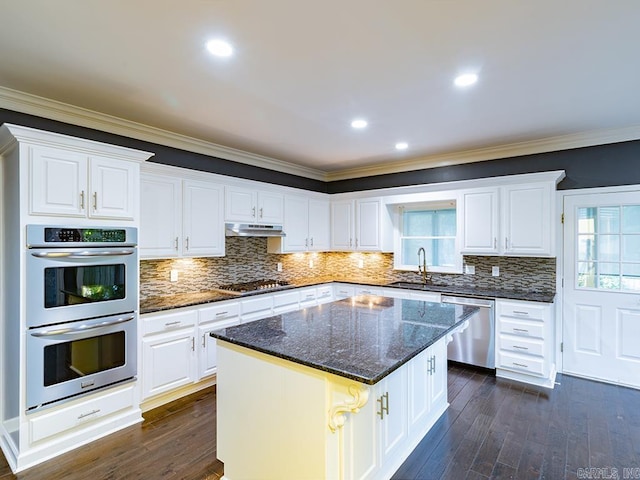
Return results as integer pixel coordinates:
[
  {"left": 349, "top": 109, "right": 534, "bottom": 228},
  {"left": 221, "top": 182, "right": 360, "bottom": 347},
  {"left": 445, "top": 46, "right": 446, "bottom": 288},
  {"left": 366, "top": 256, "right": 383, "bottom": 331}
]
[
  {"left": 225, "top": 186, "right": 284, "bottom": 224},
  {"left": 140, "top": 173, "right": 225, "bottom": 258},
  {"left": 30, "top": 145, "right": 139, "bottom": 220},
  {"left": 316, "top": 284, "right": 334, "bottom": 304},
  {"left": 461, "top": 181, "right": 555, "bottom": 256},
  {"left": 141, "top": 310, "right": 197, "bottom": 400},
  {"left": 495, "top": 299, "right": 556, "bottom": 388},
  {"left": 334, "top": 284, "right": 355, "bottom": 299},
  {"left": 268, "top": 195, "right": 330, "bottom": 253},
  {"left": 272, "top": 290, "right": 301, "bottom": 314},
  {"left": 240, "top": 295, "right": 274, "bottom": 323},
  {"left": 298, "top": 287, "right": 318, "bottom": 308},
  {"left": 331, "top": 197, "right": 392, "bottom": 252},
  {"left": 197, "top": 301, "right": 241, "bottom": 379}
]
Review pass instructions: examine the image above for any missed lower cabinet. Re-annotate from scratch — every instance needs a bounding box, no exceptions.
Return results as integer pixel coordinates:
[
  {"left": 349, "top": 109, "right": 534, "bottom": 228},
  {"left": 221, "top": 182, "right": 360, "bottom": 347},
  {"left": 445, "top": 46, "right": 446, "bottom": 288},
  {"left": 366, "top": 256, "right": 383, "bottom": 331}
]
[
  {"left": 141, "top": 310, "right": 198, "bottom": 400},
  {"left": 198, "top": 301, "right": 241, "bottom": 378},
  {"left": 495, "top": 299, "right": 556, "bottom": 388},
  {"left": 343, "top": 337, "right": 449, "bottom": 480}
]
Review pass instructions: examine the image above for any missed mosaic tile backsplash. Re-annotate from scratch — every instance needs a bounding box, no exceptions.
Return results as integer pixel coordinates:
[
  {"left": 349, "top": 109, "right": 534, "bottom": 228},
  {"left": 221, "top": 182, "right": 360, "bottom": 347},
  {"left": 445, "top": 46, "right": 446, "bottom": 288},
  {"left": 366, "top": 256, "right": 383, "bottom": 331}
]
[{"left": 140, "top": 237, "right": 556, "bottom": 300}]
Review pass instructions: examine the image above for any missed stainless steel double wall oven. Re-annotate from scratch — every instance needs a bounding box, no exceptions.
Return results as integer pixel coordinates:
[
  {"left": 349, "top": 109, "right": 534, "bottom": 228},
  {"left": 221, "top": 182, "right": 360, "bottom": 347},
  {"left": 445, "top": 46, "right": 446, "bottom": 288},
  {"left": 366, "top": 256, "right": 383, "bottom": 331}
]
[{"left": 25, "top": 225, "right": 138, "bottom": 410}]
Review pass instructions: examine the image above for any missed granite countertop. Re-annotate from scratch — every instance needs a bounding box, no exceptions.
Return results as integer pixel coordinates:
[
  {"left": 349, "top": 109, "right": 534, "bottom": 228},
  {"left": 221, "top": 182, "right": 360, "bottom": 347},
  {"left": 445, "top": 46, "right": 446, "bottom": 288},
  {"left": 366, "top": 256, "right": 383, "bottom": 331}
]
[
  {"left": 140, "top": 277, "right": 555, "bottom": 314},
  {"left": 210, "top": 296, "right": 476, "bottom": 385}
]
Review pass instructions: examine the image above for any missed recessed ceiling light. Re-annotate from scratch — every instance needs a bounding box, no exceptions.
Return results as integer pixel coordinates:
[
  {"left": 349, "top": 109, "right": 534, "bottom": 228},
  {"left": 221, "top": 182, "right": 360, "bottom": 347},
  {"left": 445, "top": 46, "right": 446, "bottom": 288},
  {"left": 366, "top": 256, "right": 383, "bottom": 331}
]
[
  {"left": 454, "top": 73, "right": 478, "bottom": 87},
  {"left": 206, "top": 39, "right": 234, "bottom": 57},
  {"left": 351, "top": 119, "right": 368, "bottom": 129},
  {"left": 395, "top": 142, "right": 408, "bottom": 150}
]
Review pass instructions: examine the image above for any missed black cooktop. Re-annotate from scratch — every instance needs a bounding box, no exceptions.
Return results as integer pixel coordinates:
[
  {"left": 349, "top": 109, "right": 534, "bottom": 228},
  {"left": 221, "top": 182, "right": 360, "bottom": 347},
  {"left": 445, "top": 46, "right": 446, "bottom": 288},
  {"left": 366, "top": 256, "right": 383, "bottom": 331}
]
[{"left": 216, "top": 279, "right": 290, "bottom": 295}]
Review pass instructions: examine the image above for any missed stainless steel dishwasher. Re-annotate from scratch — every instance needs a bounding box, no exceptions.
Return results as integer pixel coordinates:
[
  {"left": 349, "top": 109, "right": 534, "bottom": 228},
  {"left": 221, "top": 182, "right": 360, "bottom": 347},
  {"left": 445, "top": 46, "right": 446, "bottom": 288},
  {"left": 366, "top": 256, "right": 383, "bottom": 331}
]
[{"left": 442, "top": 295, "right": 495, "bottom": 369}]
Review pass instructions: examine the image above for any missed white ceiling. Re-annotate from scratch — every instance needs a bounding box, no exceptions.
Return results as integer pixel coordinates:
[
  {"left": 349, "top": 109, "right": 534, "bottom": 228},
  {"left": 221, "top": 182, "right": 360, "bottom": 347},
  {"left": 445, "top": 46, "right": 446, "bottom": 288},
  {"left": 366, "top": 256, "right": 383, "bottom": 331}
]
[{"left": 2, "top": 0, "right": 640, "bottom": 180}]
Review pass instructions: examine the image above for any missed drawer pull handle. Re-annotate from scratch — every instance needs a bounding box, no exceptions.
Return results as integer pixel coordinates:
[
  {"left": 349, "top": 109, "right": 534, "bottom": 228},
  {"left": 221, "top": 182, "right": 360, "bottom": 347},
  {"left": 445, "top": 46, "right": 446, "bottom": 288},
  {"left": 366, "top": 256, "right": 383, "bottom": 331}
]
[
  {"left": 513, "top": 311, "right": 529, "bottom": 315},
  {"left": 513, "top": 362, "right": 529, "bottom": 368},
  {"left": 305, "top": 294, "right": 315, "bottom": 299},
  {"left": 513, "top": 328, "right": 529, "bottom": 333},
  {"left": 165, "top": 321, "right": 182, "bottom": 327},
  {"left": 78, "top": 409, "right": 101, "bottom": 420},
  {"left": 513, "top": 345, "right": 529, "bottom": 350},
  {"left": 215, "top": 311, "right": 229, "bottom": 316}
]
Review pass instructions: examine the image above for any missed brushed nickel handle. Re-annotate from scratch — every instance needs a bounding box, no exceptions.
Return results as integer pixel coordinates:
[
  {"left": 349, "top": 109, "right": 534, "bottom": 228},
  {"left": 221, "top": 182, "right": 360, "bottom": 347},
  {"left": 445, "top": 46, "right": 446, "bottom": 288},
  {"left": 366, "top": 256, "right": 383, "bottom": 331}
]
[
  {"left": 252, "top": 206, "right": 256, "bottom": 218},
  {"left": 80, "top": 190, "right": 85, "bottom": 209},
  {"left": 494, "top": 237, "right": 497, "bottom": 249},
  {"left": 513, "top": 362, "right": 528, "bottom": 368},
  {"left": 310, "top": 237, "right": 314, "bottom": 247},
  {"left": 93, "top": 192, "right": 97, "bottom": 211},
  {"left": 165, "top": 321, "right": 182, "bottom": 327},
  {"left": 191, "top": 337, "right": 195, "bottom": 351},
  {"left": 513, "top": 328, "right": 529, "bottom": 333},
  {"left": 175, "top": 236, "right": 179, "bottom": 250},
  {"left": 215, "top": 311, "right": 229, "bottom": 316},
  {"left": 185, "top": 236, "right": 190, "bottom": 250},
  {"left": 513, "top": 345, "right": 529, "bottom": 350},
  {"left": 78, "top": 409, "right": 100, "bottom": 419},
  {"left": 513, "top": 311, "right": 529, "bottom": 316},
  {"left": 202, "top": 333, "right": 206, "bottom": 348},
  {"left": 259, "top": 207, "right": 263, "bottom": 218}
]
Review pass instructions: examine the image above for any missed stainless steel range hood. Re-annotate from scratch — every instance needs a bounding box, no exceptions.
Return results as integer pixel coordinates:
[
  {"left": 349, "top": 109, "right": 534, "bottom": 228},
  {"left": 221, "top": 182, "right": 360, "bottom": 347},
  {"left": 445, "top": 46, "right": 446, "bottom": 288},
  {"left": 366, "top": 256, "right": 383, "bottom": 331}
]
[{"left": 225, "top": 223, "right": 286, "bottom": 237}]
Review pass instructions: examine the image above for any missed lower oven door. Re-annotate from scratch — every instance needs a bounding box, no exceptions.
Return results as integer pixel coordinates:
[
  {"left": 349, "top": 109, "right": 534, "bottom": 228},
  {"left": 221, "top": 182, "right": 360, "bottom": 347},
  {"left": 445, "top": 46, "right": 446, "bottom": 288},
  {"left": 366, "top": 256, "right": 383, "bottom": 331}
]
[{"left": 26, "top": 312, "right": 137, "bottom": 410}]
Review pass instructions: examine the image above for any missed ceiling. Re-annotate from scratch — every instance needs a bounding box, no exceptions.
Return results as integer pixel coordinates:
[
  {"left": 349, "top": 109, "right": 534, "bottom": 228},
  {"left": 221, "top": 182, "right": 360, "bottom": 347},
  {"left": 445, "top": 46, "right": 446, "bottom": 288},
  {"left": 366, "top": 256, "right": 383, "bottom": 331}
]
[{"left": 1, "top": 0, "right": 640, "bottom": 181}]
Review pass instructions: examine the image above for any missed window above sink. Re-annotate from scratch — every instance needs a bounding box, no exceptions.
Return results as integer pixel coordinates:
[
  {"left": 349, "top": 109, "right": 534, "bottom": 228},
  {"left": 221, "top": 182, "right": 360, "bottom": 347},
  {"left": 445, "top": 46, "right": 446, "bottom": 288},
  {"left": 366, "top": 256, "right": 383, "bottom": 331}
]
[{"left": 392, "top": 198, "right": 463, "bottom": 274}]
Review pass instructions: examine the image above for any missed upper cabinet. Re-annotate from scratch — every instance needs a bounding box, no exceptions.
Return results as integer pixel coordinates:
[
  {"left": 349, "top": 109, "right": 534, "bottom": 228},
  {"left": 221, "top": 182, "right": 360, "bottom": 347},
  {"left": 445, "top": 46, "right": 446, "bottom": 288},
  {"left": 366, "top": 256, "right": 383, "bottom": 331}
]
[
  {"left": 140, "top": 170, "right": 224, "bottom": 258},
  {"left": 267, "top": 195, "right": 330, "bottom": 253},
  {"left": 461, "top": 176, "right": 560, "bottom": 256},
  {"left": 0, "top": 124, "right": 152, "bottom": 223},
  {"left": 225, "top": 186, "right": 284, "bottom": 224},
  {"left": 331, "top": 197, "right": 392, "bottom": 252}
]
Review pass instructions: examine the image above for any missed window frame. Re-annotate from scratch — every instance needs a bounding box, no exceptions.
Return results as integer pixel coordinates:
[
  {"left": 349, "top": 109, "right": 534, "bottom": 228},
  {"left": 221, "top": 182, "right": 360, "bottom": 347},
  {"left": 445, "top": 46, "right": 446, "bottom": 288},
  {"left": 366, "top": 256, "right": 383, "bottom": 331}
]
[{"left": 393, "top": 199, "right": 463, "bottom": 274}]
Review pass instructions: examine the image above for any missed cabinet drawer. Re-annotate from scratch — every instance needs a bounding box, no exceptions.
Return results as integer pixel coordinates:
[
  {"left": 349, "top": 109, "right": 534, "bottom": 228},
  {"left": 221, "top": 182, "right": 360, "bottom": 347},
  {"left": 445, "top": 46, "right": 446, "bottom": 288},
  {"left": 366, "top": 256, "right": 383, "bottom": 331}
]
[
  {"left": 498, "top": 334, "right": 545, "bottom": 357},
  {"left": 241, "top": 295, "right": 273, "bottom": 315},
  {"left": 142, "top": 309, "right": 197, "bottom": 336},
  {"left": 199, "top": 302, "right": 240, "bottom": 325},
  {"left": 299, "top": 288, "right": 317, "bottom": 305},
  {"left": 272, "top": 291, "right": 300, "bottom": 308},
  {"left": 498, "top": 351, "right": 545, "bottom": 376},
  {"left": 334, "top": 285, "right": 355, "bottom": 298},
  {"left": 355, "top": 286, "right": 381, "bottom": 296},
  {"left": 498, "top": 301, "right": 547, "bottom": 321},
  {"left": 29, "top": 385, "right": 134, "bottom": 443},
  {"left": 316, "top": 285, "right": 333, "bottom": 303},
  {"left": 410, "top": 291, "right": 441, "bottom": 303},
  {"left": 499, "top": 318, "right": 545, "bottom": 339}
]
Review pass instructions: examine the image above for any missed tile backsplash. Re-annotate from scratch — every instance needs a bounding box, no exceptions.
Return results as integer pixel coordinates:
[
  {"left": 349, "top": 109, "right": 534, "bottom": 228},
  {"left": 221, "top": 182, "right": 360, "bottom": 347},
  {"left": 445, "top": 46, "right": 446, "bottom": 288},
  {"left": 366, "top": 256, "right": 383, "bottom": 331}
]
[{"left": 140, "top": 237, "right": 556, "bottom": 300}]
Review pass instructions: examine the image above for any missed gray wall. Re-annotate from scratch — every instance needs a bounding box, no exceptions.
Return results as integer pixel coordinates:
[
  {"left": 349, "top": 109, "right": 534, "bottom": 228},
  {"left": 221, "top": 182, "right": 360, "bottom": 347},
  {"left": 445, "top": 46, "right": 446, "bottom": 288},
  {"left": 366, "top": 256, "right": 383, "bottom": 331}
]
[{"left": 2, "top": 107, "right": 639, "bottom": 193}]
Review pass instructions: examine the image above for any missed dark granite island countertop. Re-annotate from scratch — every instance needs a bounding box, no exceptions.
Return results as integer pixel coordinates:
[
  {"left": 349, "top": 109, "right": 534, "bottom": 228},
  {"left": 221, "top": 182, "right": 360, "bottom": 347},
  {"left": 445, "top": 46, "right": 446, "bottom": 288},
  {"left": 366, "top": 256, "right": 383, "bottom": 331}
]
[{"left": 210, "top": 295, "right": 477, "bottom": 385}]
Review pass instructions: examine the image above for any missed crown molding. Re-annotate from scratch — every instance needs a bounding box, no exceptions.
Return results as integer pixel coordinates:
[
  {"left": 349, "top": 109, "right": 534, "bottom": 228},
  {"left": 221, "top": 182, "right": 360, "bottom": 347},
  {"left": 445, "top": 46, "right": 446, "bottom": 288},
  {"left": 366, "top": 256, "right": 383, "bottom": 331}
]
[
  {"left": 0, "top": 86, "right": 328, "bottom": 181},
  {"left": 2, "top": 86, "right": 640, "bottom": 184},
  {"left": 325, "top": 125, "right": 640, "bottom": 181}
]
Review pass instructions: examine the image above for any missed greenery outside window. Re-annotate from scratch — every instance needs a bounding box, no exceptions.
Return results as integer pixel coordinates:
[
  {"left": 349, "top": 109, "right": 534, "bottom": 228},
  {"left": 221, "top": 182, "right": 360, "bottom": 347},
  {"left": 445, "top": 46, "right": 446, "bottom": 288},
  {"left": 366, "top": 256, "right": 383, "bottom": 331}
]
[{"left": 393, "top": 201, "right": 463, "bottom": 274}]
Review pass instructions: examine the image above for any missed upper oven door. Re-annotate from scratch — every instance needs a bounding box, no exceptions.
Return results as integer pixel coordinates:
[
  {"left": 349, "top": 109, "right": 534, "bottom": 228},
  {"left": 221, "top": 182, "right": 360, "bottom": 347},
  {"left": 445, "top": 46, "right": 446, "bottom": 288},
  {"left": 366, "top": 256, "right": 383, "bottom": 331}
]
[{"left": 26, "top": 247, "right": 138, "bottom": 327}]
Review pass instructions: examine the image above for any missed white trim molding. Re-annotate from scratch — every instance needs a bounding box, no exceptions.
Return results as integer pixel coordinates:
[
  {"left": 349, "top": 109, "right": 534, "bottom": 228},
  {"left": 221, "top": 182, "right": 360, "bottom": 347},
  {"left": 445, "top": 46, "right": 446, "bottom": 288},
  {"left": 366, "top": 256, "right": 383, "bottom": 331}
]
[{"left": 2, "top": 86, "right": 640, "bottom": 182}]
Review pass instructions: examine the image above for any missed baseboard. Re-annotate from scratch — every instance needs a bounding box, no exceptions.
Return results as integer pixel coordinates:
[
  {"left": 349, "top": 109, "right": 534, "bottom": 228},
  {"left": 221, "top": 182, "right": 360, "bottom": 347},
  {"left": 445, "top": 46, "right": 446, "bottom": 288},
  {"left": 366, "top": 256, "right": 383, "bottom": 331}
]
[{"left": 140, "top": 377, "right": 217, "bottom": 412}]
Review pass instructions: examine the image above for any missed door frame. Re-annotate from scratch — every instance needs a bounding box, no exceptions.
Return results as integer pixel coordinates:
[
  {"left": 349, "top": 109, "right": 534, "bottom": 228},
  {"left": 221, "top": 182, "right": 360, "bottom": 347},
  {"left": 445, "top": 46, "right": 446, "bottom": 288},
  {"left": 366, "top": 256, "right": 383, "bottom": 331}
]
[{"left": 556, "top": 183, "right": 640, "bottom": 377}]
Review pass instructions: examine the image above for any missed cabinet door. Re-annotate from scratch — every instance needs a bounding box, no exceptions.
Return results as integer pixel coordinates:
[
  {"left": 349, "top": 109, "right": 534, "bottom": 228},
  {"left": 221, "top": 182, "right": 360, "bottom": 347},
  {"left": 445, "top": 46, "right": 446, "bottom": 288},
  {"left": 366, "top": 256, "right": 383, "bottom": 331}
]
[
  {"left": 502, "top": 183, "right": 552, "bottom": 255},
  {"left": 142, "top": 329, "right": 196, "bottom": 400},
  {"left": 308, "top": 198, "right": 331, "bottom": 251},
  {"left": 378, "top": 366, "right": 408, "bottom": 464},
  {"left": 331, "top": 200, "right": 354, "bottom": 250},
  {"left": 257, "top": 191, "right": 284, "bottom": 224},
  {"left": 356, "top": 199, "right": 381, "bottom": 251},
  {"left": 183, "top": 180, "right": 225, "bottom": 257},
  {"left": 428, "top": 339, "right": 447, "bottom": 410},
  {"left": 198, "top": 318, "right": 240, "bottom": 379},
  {"left": 29, "top": 145, "right": 87, "bottom": 217},
  {"left": 89, "top": 156, "right": 138, "bottom": 220},
  {"left": 140, "top": 174, "right": 181, "bottom": 258},
  {"left": 225, "top": 186, "right": 257, "bottom": 222},
  {"left": 407, "top": 348, "right": 431, "bottom": 435},
  {"left": 461, "top": 188, "right": 499, "bottom": 254},
  {"left": 282, "top": 195, "right": 309, "bottom": 252}
]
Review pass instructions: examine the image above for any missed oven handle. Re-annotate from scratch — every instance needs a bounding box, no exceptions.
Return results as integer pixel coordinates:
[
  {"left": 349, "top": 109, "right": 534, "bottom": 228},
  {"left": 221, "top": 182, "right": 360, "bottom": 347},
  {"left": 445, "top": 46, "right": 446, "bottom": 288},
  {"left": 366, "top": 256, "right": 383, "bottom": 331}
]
[
  {"left": 30, "top": 249, "right": 136, "bottom": 259},
  {"left": 30, "top": 315, "right": 135, "bottom": 337}
]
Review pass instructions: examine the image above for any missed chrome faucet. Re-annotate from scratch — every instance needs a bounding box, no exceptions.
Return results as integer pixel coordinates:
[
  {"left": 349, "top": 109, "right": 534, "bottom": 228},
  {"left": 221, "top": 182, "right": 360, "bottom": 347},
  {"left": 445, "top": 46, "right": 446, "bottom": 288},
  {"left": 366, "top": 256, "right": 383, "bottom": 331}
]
[{"left": 417, "top": 247, "right": 429, "bottom": 285}]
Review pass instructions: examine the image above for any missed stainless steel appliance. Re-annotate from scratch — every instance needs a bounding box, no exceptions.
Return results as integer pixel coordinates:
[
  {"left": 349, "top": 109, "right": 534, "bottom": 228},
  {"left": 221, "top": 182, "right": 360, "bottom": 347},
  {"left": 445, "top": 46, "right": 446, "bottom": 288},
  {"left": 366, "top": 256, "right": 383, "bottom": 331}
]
[
  {"left": 26, "top": 312, "right": 137, "bottom": 410},
  {"left": 216, "top": 279, "right": 290, "bottom": 295},
  {"left": 225, "top": 223, "right": 286, "bottom": 237},
  {"left": 25, "top": 225, "right": 138, "bottom": 410},
  {"left": 26, "top": 225, "right": 138, "bottom": 327},
  {"left": 442, "top": 295, "right": 495, "bottom": 369}
]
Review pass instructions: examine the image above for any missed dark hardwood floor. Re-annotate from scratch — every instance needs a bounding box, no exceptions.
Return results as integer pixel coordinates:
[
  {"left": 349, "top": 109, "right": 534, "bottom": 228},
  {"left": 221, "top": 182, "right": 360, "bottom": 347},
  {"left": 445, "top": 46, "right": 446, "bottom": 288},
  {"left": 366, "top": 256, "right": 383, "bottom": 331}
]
[{"left": 1, "top": 364, "right": 638, "bottom": 479}]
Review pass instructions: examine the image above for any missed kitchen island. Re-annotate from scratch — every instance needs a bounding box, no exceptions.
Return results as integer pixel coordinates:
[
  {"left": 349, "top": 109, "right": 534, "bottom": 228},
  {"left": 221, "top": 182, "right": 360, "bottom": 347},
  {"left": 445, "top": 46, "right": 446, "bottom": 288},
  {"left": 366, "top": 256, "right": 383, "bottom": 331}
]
[{"left": 211, "top": 296, "right": 475, "bottom": 480}]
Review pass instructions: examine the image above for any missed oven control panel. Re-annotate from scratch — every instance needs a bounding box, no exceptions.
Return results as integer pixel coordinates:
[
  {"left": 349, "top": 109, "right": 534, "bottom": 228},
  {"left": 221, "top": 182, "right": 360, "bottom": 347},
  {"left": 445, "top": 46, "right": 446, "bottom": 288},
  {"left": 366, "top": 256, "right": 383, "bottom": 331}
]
[{"left": 26, "top": 225, "right": 138, "bottom": 247}]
